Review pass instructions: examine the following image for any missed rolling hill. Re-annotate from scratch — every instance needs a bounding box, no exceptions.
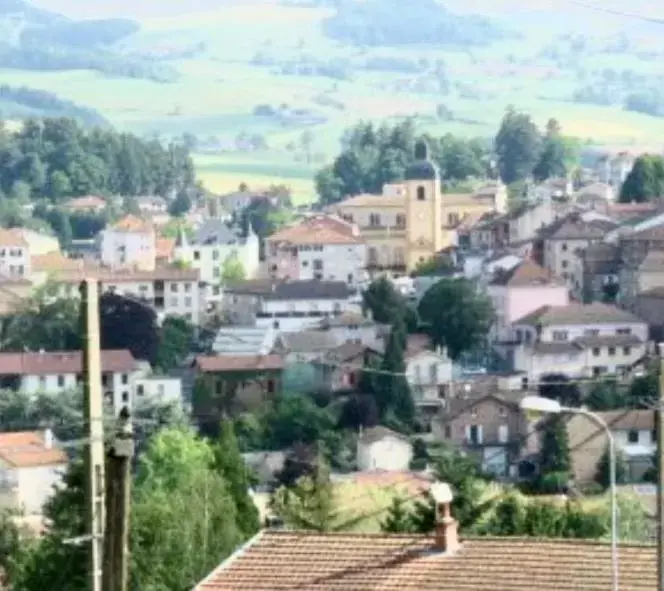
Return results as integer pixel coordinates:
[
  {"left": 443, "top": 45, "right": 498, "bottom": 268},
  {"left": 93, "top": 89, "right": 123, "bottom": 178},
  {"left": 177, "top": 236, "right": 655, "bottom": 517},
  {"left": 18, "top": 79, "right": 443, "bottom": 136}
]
[{"left": 5, "top": 0, "right": 664, "bottom": 201}]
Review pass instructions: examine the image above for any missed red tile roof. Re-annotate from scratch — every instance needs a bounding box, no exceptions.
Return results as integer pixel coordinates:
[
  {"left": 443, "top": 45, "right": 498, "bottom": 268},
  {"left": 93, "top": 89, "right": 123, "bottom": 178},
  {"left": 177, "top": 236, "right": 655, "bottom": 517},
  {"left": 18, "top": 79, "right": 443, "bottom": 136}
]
[
  {"left": 0, "top": 350, "right": 136, "bottom": 375},
  {"left": 0, "top": 228, "right": 28, "bottom": 247},
  {"left": 0, "top": 431, "right": 67, "bottom": 468},
  {"left": 195, "top": 531, "right": 655, "bottom": 591},
  {"left": 109, "top": 214, "right": 154, "bottom": 233},
  {"left": 195, "top": 354, "right": 284, "bottom": 373},
  {"left": 268, "top": 215, "right": 362, "bottom": 245}
]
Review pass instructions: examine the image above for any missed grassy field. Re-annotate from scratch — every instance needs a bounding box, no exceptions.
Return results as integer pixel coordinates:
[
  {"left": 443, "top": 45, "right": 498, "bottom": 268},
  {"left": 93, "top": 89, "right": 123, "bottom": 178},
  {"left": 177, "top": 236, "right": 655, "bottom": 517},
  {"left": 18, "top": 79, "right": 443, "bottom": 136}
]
[{"left": 9, "top": 0, "right": 664, "bottom": 201}]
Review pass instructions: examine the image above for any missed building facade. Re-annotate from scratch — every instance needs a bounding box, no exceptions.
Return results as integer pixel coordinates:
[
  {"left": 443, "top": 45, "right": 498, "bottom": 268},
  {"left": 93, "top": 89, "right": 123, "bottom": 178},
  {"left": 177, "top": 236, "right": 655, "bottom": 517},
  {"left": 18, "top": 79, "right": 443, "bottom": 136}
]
[{"left": 100, "top": 215, "right": 157, "bottom": 271}]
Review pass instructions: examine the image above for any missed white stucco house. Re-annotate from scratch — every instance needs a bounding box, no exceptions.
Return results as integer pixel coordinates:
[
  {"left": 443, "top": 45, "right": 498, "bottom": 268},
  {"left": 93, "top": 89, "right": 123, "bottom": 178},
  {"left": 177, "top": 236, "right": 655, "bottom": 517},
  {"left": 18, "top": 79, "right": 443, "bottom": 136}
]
[
  {"left": 100, "top": 214, "right": 157, "bottom": 271},
  {"left": 405, "top": 347, "right": 454, "bottom": 411},
  {"left": 511, "top": 302, "right": 648, "bottom": 383},
  {"left": 356, "top": 426, "right": 413, "bottom": 472},
  {"left": 0, "top": 228, "right": 30, "bottom": 279},
  {"left": 134, "top": 376, "right": 183, "bottom": 408},
  {"left": 223, "top": 279, "right": 357, "bottom": 332},
  {"left": 0, "top": 429, "right": 67, "bottom": 515},
  {"left": 0, "top": 349, "right": 141, "bottom": 416}
]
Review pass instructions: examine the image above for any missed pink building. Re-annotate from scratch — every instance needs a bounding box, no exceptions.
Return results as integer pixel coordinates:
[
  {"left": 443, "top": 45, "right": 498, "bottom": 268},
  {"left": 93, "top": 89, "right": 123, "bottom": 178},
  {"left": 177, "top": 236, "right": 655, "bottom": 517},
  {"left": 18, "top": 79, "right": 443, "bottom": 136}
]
[
  {"left": 265, "top": 215, "right": 366, "bottom": 287},
  {"left": 487, "top": 259, "right": 569, "bottom": 343}
]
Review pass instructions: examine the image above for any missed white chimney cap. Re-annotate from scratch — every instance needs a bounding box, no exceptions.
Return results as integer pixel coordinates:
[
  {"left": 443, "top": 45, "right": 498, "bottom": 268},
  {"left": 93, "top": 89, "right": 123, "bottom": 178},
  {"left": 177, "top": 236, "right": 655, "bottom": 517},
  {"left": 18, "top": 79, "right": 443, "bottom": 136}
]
[{"left": 430, "top": 482, "right": 453, "bottom": 505}]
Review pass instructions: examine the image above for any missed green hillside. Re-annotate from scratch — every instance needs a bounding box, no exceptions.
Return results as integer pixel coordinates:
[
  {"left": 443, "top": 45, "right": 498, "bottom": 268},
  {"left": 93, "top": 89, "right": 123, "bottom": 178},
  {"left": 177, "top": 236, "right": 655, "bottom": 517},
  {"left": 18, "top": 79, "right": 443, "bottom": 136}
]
[{"left": 6, "top": 0, "right": 664, "bottom": 200}]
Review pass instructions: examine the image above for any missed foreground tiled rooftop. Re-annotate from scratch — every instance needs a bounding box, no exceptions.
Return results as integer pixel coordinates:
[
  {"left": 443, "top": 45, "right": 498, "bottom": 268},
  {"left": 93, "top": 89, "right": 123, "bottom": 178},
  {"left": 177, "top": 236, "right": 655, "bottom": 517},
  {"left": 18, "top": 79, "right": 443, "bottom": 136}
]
[{"left": 195, "top": 530, "right": 656, "bottom": 591}]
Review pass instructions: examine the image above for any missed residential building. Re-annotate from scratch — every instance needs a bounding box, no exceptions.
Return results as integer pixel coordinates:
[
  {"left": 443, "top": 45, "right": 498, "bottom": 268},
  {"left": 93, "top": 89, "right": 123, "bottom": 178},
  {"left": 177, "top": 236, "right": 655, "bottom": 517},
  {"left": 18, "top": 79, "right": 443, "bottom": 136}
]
[
  {"left": 18, "top": 229, "right": 59, "bottom": 257},
  {"left": 193, "top": 354, "right": 284, "bottom": 418},
  {"left": 508, "top": 200, "right": 558, "bottom": 245},
  {"left": 406, "top": 346, "right": 453, "bottom": 414},
  {"left": 54, "top": 267, "right": 206, "bottom": 325},
  {"left": 310, "top": 342, "right": 375, "bottom": 392},
  {"left": 327, "top": 141, "right": 506, "bottom": 274},
  {"left": 194, "top": 500, "right": 655, "bottom": 590},
  {"left": 534, "top": 177, "right": 573, "bottom": 202},
  {"left": 0, "top": 228, "right": 29, "bottom": 279},
  {"left": 223, "top": 279, "right": 356, "bottom": 332},
  {"left": 596, "top": 151, "right": 635, "bottom": 190},
  {"left": 64, "top": 195, "right": 107, "bottom": 213},
  {"left": 574, "top": 181, "right": 615, "bottom": 205},
  {"left": 577, "top": 242, "right": 621, "bottom": 303},
  {"left": 568, "top": 409, "right": 656, "bottom": 484},
  {"left": 0, "top": 350, "right": 140, "bottom": 416},
  {"left": 432, "top": 391, "right": 531, "bottom": 476},
  {"left": 100, "top": 214, "right": 157, "bottom": 271},
  {"left": 634, "top": 287, "right": 664, "bottom": 341},
  {"left": 211, "top": 326, "right": 277, "bottom": 355},
  {"left": 136, "top": 195, "right": 168, "bottom": 215},
  {"left": 266, "top": 215, "right": 366, "bottom": 287},
  {"left": 487, "top": 259, "right": 568, "bottom": 344},
  {"left": 134, "top": 376, "right": 183, "bottom": 408},
  {"left": 311, "top": 310, "right": 386, "bottom": 348},
  {"left": 273, "top": 331, "right": 338, "bottom": 363},
  {"left": 173, "top": 219, "right": 260, "bottom": 286},
  {"left": 356, "top": 426, "right": 413, "bottom": 472},
  {"left": 0, "top": 277, "right": 32, "bottom": 316},
  {"left": 538, "top": 212, "right": 616, "bottom": 292},
  {"left": 511, "top": 302, "right": 648, "bottom": 381},
  {"left": 0, "top": 429, "right": 67, "bottom": 514}
]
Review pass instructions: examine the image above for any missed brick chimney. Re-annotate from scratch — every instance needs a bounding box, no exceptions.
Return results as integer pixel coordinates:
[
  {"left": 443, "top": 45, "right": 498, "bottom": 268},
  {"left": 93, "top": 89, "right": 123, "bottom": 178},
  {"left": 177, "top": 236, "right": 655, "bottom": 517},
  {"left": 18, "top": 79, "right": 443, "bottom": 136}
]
[{"left": 430, "top": 482, "right": 459, "bottom": 554}]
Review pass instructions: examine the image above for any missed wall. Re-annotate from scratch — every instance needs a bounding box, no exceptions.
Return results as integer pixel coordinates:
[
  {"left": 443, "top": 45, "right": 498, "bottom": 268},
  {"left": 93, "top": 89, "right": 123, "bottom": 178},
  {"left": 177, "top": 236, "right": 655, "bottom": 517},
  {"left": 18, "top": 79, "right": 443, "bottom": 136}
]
[
  {"left": 298, "top": 244, "right": 367, "bottom": 286},
  {"left": 357, "top": 437, "right": 413, "bottom": 471},
  {"left": 0, "top": 245, "right": 29, "bottom": 278},
  {"left": 255, "top": 297, "right": 356, "bottom": 332},
  {"left": 101, "top": 229, "right": 156, "bottom": 271},
  {"left": 406, "top": 350, "right": 453, "bottom": 403},
  {"left": 506, "top": 285, "right": 569, "bottom": 326},
  {"left": 134, "top": 377, "right": 182, "bottom": 407},
  {"left": 513, "top": 346, "right": 587, "bottom": 380},
  {"left": 17, "top": 464, "right": 65, "bottom": 514}
]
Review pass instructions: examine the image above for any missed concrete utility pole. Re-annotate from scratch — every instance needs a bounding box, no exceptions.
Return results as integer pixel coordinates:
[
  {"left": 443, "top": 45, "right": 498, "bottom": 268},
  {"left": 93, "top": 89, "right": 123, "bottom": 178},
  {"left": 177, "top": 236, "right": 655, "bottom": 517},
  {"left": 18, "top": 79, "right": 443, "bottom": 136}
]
[
  {"left": 658, "top": 343, "right": 664, "bottom": 591},
  {"left": 80, "top": 280, "right": 106, "bottom": 591},
  {"left": 103, "top": 409, "right": 134, "bottom": 591}
]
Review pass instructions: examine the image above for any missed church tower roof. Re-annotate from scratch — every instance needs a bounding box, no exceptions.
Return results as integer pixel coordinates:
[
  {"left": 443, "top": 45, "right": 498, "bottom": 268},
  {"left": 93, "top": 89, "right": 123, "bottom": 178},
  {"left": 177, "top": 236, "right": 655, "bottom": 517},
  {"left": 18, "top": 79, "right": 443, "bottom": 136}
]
[{"left": 404, "top": 139, "right": 440, "bottom": 181}]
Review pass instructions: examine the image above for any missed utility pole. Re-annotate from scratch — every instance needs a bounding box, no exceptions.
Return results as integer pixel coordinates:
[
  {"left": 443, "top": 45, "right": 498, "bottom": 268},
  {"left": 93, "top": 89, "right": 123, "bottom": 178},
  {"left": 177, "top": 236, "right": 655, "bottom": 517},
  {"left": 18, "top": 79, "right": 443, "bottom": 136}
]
[
  {"left": 103, "top": 409, "right": 134, "bottom": 591},
  {"left": 81, "top": 279, "right": 106, "bottom": 591},
  {"left": 657, "top": 342, "right": 664, "bottom": 591}
]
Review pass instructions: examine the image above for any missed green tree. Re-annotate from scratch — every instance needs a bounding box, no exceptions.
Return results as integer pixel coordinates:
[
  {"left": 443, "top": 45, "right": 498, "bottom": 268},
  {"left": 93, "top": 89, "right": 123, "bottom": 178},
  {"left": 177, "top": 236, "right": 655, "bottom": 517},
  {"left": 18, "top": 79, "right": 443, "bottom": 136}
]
[
  {"left": 47, "top": 208, "right": 73, "bottom": 249},
  {"left": 272, "top": 460, "right": 366, "bottom": 532},
  {"left": 156, "top": 315, "right": 195, "bottom": 371},
  {"left": 538, "top": 373, "right": 582, "bottom": 407},
  {"left": 168, "top": 190, "right": 192, "bottom": 217},
  {"left": 417, "top": 278, "right": 494, "bottom": 360},
  {"left": 585, "top": 382, "right": 627, "bottom": 411},
  {"left": 537, "top": 416, "right": 571, "bottom": 490},
  {"left": 375, "top": 322, "right": 415, "bottom": 426},
  {"left": 131, "top": 427, "right": 244, "bottom": 590},
  {"left": 221, "top": 253, "right": 247, "bottom": 283},
  {"left": 494, "top": 106, "right": 542, "bottom": 184},
  {"left": 363, "top": 277, "right": 418, "bottom": 331},
  {"left": 380, "top": 496, "right": 414, "bottom": 533},
  {"left": 595, "top": 445, "right": 628, "bottom": 490},
  {"left": 214, "top": 420, "right": 261, "bottom": 537},
  {"left": 532, "top": 118, "right": 569, "bottom": 181},
  {"left": 411, "top": 254, "right": 455, "bottom": 277},
  {"left": 620, "top": 154, "right": 664, "bottom": 203}
]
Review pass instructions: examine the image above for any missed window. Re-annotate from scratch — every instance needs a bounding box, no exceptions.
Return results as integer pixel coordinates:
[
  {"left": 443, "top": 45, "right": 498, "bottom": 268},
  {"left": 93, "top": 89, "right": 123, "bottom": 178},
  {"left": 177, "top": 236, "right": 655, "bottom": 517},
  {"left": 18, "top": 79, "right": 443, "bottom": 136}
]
[
  {"left": 212, "top": 250, "right": 219, "bottom": 260},
  {"left": 266, "top": 379, "right": 276, "bottom": 394},
  {"left": 122, "top": 374, "right": 129, "bottom": 385},
  {"left": 347, "top": 273, "right": 354, "bottom": 284},
  {"left": 627, "top": 429, "right": 639, "bottom": 444},
  {"left": 448, "top": 213, "right": 460, "bottom": 226},
  {"left": 184, "top": 297, "right": 192, "bottom": 307},
  {"left": 607, "top": 347, "right": 616, "bottom": 356},
  {"left": 652, "top": 429, "right": 657, "bottom": 444},
  {"left": 592, "top": 366, "right": 608, "bottom": 376},
  {"left": 561, "top": 243, "right": 568, "bottom": 251},
  {"left": 498, "top": 424, "right": 509, "bottom": 444},
  {"left": 521, "top": 377, "right": 529, "bottom": 391},
  {"left": 592, "top": 347, "right": 600, "bottom": 357},
  {"left": 623, "top": 347, "right": 631, "bottom": 355},
  {"left": 616, "top": 328, "right": 631, "bottom": 335},
  {"left": 137, "top": 385, "right": 144, "bottom": 396},
  {"left": 396, "top": 214, "right": 406, "bottom": 228},
  {"left": 561, "top": 260, "right": 568, "bottom": 269},
  {"left": 184, "top": 283, "right": 192, "bottom": 293},
  {"left": 57, "top": 375, "right": 65, "bottom": 387},
  {"left": 444, "top": 425, "right": 452, "bottom": 439},
  {"left": 122, "top": 392, "right": 129, "bottom": 403},
  {"left": 313, "top": 259, "right": 323, "bottom": 271},
  {"left": 193, "top": 250, "right": 200, "bottom": 261},
  {"left": 467, "top": 425, "right": 482, "bottom": 444},
  {"left": 499, "top": 405, "right": 506, "bottom": 417},
  {"left": 417, "top": 186, "right": 425, "bottom": 201},
  {"left": 552, "top": 331, "right": 568, "bottom": 342},
  {"left": 170, "top": 283, "right": 178, "bottom": 293},
  {"left": 429, "top": 363, "right": 437, "bottom": 384},
  {"left": 273, "top": 320, "right": 280, "bottom": 329},
  {"left": 170, "top": 297, "right": 178, "bottom": 307},
  {"left": 369, "top": 213, "right": 381, "bottom": 227},
  {"left": 584, "top": 329, "right": 599, "bottom": 336},
  {"left": 213, "top": 267, "right": 221, "bottom": 278}
]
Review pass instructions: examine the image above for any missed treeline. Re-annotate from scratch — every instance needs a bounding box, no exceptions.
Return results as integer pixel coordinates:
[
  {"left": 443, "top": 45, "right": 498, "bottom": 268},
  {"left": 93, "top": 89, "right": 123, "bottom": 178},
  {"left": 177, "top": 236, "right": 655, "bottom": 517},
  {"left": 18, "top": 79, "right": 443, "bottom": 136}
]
[
  {"left": 0, "top": 117, "right": 195, "bottom": 202},
  {"left": 315, "top": 119, "right": 491, "bottom": 206},
  {"left": 20, "top": 18, "right": 140, "bottom": 47},
  {"left": 322, "top": 0, "right": 512, "bottom": 48},
  {"left": 0, "top": 85, "right": 107, "bottom": 126}
]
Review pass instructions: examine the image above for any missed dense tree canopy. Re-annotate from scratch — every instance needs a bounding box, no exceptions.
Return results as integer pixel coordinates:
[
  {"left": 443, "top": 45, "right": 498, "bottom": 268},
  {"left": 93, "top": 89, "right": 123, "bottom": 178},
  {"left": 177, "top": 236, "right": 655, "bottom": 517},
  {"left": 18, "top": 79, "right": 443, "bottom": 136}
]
[
  {"left": 417, "top": 278, "right": 494, "bottom": 360},
  {"left": 362, "top": 277, "right": 418, "bottom": 332},
  {"left": 0, "top": 117, "right": 195, "bottom": 203},
  {"left": 620, "top": 154, "right": 664, "bottom": 203},
  {"left": 315, "top": 120, "right": 490, "bottom": 206},
  {"left": 494, "top": 107, "right": 542, "bottom": 184}
]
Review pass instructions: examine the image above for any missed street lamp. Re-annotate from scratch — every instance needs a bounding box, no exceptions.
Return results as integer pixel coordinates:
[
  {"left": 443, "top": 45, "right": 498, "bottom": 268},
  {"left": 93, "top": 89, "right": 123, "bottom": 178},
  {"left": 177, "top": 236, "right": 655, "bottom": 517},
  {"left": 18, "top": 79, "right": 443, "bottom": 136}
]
[{"left": 520, "top": 395, "right": 619, "bottom": 591}]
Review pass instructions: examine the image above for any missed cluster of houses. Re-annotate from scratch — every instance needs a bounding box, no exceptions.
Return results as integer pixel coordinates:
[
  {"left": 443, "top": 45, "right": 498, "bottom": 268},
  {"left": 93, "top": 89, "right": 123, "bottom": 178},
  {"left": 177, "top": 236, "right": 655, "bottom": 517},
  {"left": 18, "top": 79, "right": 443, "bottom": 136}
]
[{"left": 0, "top": 142, "right": 660, "bottom": 534}]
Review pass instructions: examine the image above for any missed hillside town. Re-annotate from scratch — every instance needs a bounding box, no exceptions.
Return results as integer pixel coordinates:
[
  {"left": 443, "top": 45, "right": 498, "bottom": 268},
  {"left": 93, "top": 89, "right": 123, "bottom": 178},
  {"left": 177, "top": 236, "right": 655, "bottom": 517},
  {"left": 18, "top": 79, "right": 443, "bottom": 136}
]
[{"left": 0, "top": 126, "right": 662, "bottom": 589}]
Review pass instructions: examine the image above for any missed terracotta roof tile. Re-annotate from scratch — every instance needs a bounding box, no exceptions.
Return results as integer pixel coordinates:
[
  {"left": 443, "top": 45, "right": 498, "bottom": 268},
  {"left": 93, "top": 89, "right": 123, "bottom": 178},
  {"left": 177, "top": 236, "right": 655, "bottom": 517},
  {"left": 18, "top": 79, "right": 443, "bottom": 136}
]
[
  {"left": 195, "top": 354, "right": 284, "bottom": 373},
  {"left": 31, "top": 251, "right": 88, "bottom": 273},
  {"left": 489, "top": 259, "right": 561, "bottom": 287},
  {"left": 196, "top": 531, "right": 656, "bottom": 590},
  {"left": 0, "top": 350, "right": 136, "bottom": 375},
  {"left": 268, "top": 218, "right": 362, "bottom": 245},
  {"left": 515, "top": 302, "right": 643, "bottom": 327},
  {"left": 56, "top": 266, "right": 199, "bottom": 283},
  {"left": 109, "top": 215, "right": 154, "bottom": 233},
  {"left": 336, "top": 193, "right": 405, "bottom": 208},
  {"left": 65, "top": 195, "right": 107, "bottom": 211},
  {"left": 0, "top": 431, "right": 67, "bottom": 468},
  {"left": 0, "top": 228, "right": 28, "bottom": 247},
  {"left": 156, "top": 237, "right": 175, "bottom": 259}
]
